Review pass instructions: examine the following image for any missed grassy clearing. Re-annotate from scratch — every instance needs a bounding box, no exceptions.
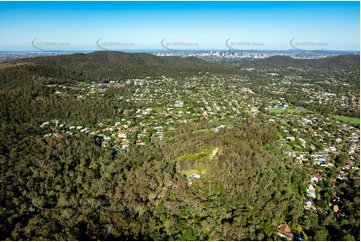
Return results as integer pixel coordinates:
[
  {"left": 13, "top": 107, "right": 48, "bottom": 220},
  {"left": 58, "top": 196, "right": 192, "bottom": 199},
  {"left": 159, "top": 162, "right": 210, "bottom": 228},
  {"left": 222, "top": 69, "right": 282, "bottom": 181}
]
[
  {"left": 267, "top": 108, "right": 284, "bottom": 114},
  {"left": 182, "top": 169, "right": 200, "bottom": 177},
  {"left": 177, "top": 147, "right": 218, "bottom": 177},
  {"left": 333, "top": 115, "right": 360, "bottom": 125},
  {"left": 151, "top": 106, "right": 164, "bottom": 112},
  {"left": 176, "top": 147, "right": 214, "bottom": 162},
  {"left": 77, "top": 82, "right": 93, "bottom": 87},
  {"left": 181, "top": 165, "right": 209, "bottom": 177},
  {"left": 175, "top": 107, "right": 186, "bottom": 112},
  {"left": 267, "top": 108, "right": 306, "bottom": 114}
]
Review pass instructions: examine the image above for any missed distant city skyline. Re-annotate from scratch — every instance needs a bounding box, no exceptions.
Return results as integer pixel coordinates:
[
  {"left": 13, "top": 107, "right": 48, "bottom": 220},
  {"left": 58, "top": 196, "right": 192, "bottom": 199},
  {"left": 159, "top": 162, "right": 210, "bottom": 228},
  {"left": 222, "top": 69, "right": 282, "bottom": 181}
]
[{"left": 0, "top": 1, "right": 359, "bottom": 51}]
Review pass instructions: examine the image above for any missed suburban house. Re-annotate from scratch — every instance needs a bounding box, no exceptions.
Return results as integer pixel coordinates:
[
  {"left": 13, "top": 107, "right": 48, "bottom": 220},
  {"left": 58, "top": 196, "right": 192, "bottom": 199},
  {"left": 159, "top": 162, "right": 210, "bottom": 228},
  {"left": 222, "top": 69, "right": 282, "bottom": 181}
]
[
  {"left": 53, "top": 132, "right": 62, "bottom": 137},
  {"left": 311, "top": 173, "right": 322, "bottom": 183},
  {"left": 333, "top": 204, "right": 340, "bottom": 213},
  {"left": 304, "top": 198, "right": 316, "bottom": 210},
  {"left": 121, "top": 140, "right": 129, "bottom": 149},
  {"left": 118, "top": 130, "right": 127, "bottom": 138},
  {"left": 175, "top": 100, "right": 184, "bottom": 108},
  {"left": 136, "top": 139, "right": 145, "bottom": 145},
  {"left": 307, "top": 184, "right": 316, "bottom": 199},
  {"left": 278, "top": 223, "right": 294, "bottom": 240}
]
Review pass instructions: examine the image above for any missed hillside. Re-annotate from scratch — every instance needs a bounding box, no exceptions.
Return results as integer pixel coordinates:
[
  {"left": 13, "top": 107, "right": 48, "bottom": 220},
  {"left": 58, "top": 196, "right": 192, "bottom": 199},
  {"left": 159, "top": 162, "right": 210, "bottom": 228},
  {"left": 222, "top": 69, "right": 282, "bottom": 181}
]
[
  {"left": 2, "top": 51, "right": 232, "bottom": 81},
  {"left": 22, "top": 51, "right": 216, "bottom": 67},
  {"left": 258, "top": 54, "right": 360, "bottom": 69},
  {"left": 217, "top": 54, "right": 360, "bottom": 70}
]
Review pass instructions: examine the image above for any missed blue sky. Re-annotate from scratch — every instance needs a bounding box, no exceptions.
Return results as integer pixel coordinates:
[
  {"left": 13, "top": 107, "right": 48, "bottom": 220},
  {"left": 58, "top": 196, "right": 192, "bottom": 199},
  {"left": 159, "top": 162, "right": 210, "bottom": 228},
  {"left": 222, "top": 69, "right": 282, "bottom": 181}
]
[{"left": 0, "top": 1, "right": 359, "bottom": 51}]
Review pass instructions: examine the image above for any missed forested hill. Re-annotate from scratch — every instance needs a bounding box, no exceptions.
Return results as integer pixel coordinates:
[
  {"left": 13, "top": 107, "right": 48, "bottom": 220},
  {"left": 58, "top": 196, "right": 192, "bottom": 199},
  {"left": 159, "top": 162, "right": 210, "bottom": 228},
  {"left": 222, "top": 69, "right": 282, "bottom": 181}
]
[
  {"left": 259, "top": 54, "right": 360, "bottom": 69},
  {"left": 22, "top": 51, "right": 214, "bottom": 67},
  {"left": 3, "top": 51, "right": 232, "bottom": 80},
  {"left": 220, "top": 54, "right": 360, "bottom": 69}
]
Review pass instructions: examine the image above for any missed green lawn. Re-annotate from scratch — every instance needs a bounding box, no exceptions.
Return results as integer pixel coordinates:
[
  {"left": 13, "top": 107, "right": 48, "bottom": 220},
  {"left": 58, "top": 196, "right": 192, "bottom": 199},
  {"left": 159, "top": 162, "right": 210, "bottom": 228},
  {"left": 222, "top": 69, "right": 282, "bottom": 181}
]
[
  {"left": 333, "top": 115, "right": 360, "bottom": 125},
  {"left": 176, "top": 147, "right": 216, "bottom": 177},
  {"left": 267, "top": 108, "right": 306, "bottom": 114},
  {"left": 77, "top": 81, "right": 93, "bottom": 87},
  {"left": 176, "top": 147, "right": 214, "bottom": 162},
  {"left": 151, "top": 106, "right": 164, "bottom": 112}
]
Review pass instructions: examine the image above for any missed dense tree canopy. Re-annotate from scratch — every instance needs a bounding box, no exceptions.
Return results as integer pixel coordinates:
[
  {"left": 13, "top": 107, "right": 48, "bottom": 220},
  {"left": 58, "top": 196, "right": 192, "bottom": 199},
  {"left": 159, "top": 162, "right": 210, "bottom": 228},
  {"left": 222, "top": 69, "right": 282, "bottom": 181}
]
[{"left": 0, "top": 52, "right": 359, "bottom": 240}]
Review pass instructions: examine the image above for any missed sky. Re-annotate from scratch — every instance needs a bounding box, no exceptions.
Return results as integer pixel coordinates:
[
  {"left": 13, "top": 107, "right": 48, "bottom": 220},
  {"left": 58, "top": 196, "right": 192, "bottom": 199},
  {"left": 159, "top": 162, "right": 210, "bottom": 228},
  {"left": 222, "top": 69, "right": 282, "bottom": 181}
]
[{"left": 0, "top": 1, "right": 359, "bottom": 51}]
